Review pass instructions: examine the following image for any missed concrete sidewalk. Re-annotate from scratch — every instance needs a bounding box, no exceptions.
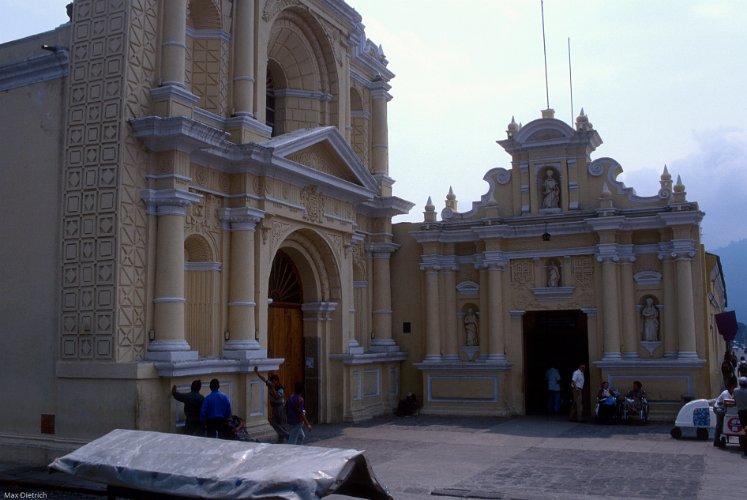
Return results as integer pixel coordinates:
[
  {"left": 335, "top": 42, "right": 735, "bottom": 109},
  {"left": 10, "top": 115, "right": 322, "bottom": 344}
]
[{"left": 1, "top": 415, "right": 744, "bottom": 499}]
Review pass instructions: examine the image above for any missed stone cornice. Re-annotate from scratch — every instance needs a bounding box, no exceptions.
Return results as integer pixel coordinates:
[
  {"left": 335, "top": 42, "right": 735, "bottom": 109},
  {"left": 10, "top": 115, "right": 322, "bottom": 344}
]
[
  {"left": 358, "top": 196, "right": 414, "bottom": 218},
  {"left": 0, "top": 49, "right": 69, "bottom": 91},
  {"left": 130, "top": 116, "right": 228, "bottom": 154}
]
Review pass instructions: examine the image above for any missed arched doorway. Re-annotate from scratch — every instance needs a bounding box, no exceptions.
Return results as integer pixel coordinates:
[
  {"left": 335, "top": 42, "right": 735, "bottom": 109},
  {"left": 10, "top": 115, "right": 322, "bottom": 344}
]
[
  {"left": 523, "top": 310, "right": 589, "bottom": 416},
  {"left": 268, "top": 250, "right": 305, "bottom": 399}
]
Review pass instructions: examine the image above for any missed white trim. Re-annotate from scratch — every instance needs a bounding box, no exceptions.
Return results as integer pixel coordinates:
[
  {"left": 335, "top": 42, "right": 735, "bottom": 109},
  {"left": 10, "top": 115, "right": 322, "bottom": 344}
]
[
  {"left": 153, "top": 297, "right": 186, "bottom": 303},
  {"left": 185, "top": 262, "right": 221, "bottom": 272},
  {"left": 227, "top": 301, "right": 256, "bottom": 307}
]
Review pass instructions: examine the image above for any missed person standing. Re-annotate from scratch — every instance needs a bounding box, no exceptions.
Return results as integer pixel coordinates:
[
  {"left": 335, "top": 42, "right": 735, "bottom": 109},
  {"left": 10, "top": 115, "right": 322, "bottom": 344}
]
[
  {"left": 569, "top": 363, "right": 585, "bottom": 422},
  {"left": 545, "top": 366, "right": 561, "bottom": 414},
  {"left": 734, "top": 377, "right": 747, "bottom": 455},
  {"left": 254, "top": 366, "right": 289, "bottom": 443},
  {"left": 200, "top": 378, "right": 232, "bottom": 439},
  {"left": 171, "top": 380, "right": 204, "bottom": 436},
  {"left": 711, "top": 379, "right": 737, "bottom": 447},
  {"left": 286, "top": 382, "right": 312, "bottom": 445}
]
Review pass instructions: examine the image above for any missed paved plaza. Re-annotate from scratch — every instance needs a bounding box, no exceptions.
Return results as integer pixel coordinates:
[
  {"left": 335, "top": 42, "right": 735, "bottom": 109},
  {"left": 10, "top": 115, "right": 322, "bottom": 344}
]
[{"left": 1, "top": 415, "right": 745, "bottom": 499}]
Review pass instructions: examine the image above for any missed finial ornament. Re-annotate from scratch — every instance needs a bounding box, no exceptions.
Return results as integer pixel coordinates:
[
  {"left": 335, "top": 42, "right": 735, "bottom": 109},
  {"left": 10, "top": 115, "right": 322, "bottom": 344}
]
[{"left": 507, "top": 116, "right": 519, "bottom": 138}]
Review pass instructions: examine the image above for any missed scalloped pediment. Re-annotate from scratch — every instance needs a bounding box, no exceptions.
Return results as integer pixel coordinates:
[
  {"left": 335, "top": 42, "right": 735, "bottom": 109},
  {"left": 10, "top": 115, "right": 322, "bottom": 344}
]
[{"left": 287, "top": 142, "right": 360, "bottom": 185}]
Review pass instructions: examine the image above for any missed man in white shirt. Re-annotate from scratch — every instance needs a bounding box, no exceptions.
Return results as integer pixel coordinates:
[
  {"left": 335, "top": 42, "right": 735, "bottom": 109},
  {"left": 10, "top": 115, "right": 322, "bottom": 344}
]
[
  {"left": 711, "top": 379, "right": 736, "bottom": 447},
  {"left": 545, "top": 366, "right": 561, "bottom": 414},
  {"left": 734, "top": 377, "right": 747, "bottom": 455},
  {"left": 569, "top": 363, "right": 586, "bottom": 422}
]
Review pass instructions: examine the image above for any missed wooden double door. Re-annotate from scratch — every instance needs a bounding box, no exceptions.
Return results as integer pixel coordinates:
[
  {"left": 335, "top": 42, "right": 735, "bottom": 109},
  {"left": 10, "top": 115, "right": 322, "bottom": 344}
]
[{"left": 268, "top": 303, "right": 304, "bottom": 399}]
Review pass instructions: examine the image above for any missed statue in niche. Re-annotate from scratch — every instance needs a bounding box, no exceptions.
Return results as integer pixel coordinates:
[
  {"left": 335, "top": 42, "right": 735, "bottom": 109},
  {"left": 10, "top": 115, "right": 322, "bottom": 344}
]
[
  {"left": 641, "top": 297, "right": 660, "bottom": 341},
  {"left": 547, "top": 263, "right": 560, "bottom": 287},
  {"left": 541, "top": 170, "right": 560, "bottom": 209},
  {"left": 464, "top": 308, "right": 479, "bottom": 346}
]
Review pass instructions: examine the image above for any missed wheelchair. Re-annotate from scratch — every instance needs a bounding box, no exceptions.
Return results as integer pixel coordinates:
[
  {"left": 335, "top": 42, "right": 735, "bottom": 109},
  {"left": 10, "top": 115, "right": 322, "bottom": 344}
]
[{"left": 620, "top": 396, "right": 649, "bottom": 424}]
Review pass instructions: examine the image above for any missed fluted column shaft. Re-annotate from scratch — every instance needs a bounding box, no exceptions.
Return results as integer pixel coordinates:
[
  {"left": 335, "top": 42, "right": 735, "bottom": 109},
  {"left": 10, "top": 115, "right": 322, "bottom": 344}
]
[
  {"left": 442, "top": 267, "right": 458, "bottom": 360},
  {"left": 478, "top": 267, "right": 489, "bottom": 358},
  {"left": 233, "top": 0, "right": 255, "bottom": 115},
  {"left": 675, "top": 255, "right": 698, "bottom": 358},
  {"left": 661, "top": 257, "right": 677, "bottom": 357},
  {"left": 601, "top": 259, "right": 622, "bottom": 360},
  {"left": 370, "top": 243, "right": 399, "bottom": 352},
  {"left": 487, "top": 265, "right": 506, "bottom": 361},
  {"left": 620, "top": 260, "right": 638, "bottom": 358},
  {"left": 160, "top": 0, "right": 187, "bottom": 86},
  {"left": 424, "top": 268, "right": 442, "bottom": 362}
]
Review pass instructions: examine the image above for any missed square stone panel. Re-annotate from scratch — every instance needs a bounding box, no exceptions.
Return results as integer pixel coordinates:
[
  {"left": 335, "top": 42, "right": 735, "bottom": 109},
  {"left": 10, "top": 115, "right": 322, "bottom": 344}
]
[{"left": 61, "top": 336, "right": 78, "bottom": 358}]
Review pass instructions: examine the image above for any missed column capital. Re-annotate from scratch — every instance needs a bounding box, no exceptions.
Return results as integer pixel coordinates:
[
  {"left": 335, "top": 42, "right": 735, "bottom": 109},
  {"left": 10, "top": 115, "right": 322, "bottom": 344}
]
[
  {"left": 141, "top": 188, "right": 202, "bottom": 215},
  {"left": 367, "top": 242, "right": 399, "bottom": 258},
  {"left": 219, "top": 207, "right": 265, "bottom": 231}
]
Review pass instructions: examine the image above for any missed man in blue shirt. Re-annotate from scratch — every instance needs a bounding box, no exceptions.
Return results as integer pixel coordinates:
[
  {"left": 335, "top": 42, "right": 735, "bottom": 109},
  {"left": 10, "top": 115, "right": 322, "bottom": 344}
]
[{"left": 200, "top": 378, "right": 232, "bottom": 439}]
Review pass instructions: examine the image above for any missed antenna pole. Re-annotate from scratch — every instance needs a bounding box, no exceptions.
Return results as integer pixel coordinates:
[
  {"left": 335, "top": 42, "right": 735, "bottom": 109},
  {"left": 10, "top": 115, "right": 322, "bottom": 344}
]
[
  {"left": 568, "top": 37, "right": 574, "bottom": 124},
  {"left": 541, "top": 0, "right": 550, "bottom": 109}
]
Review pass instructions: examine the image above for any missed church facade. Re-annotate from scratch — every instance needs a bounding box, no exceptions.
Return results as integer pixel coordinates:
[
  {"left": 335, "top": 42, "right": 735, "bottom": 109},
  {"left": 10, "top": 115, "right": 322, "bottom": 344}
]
[
  {"left": 0, "top": 0, "right": 412, "bottom": 463},
  {"left": 0, "top": 0, "right": 728, "bottom": 466},
  {"left": 390, "top": 109, "right": 727, "bottom": 419}
]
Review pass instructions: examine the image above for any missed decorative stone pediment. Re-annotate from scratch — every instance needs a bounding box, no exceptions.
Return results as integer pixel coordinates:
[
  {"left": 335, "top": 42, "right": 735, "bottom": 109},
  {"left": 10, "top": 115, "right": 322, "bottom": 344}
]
[
  {"left": 262, "top": 126, "right": 379, "bottom": 197},
  {"left": 287, "top": 142, "right": 358, "bottom": 184}
]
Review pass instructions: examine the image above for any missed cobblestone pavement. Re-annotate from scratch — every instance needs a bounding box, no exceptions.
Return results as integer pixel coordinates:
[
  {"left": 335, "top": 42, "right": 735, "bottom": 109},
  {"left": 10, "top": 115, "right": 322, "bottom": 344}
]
[
  {"left": 313, "top": 415, "right": 746, "bottom": 500},
  {"left": 2, "top": 415, "right": 745, "bottom": 499}
]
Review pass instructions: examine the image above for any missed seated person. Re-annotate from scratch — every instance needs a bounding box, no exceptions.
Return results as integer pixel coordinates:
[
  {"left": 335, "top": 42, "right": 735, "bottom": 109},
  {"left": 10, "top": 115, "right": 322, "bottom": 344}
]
[
  {"left": 711, "top": 379, "right": 737, "bottom": 446},
  {"left": 623, "top": 381, "right": 647, "bottom": 413},
  {"left": 596, "top": 381, "right": 618, "bottom": 421}
]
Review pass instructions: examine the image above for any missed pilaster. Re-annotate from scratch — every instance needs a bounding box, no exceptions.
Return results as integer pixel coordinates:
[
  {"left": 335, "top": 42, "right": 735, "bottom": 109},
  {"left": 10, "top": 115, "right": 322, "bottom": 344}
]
[
  {"left": 422, "top": 264, "right": 442, "bottom": 362},
  {"left": 598, "top": 256, "right": 622, "bottom": 360},
  {"left": 441, "top": 264, "right": 459, "bottom": 361},
  {"left": 674, "top": 250, "right": 698, "bottom": 359},
  {"left": 487, "top": 263, "right": 506, "bottom": 362}
]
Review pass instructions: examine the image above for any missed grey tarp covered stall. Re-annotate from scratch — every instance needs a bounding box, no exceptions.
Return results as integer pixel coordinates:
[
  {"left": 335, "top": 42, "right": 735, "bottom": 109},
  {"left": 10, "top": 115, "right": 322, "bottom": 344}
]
[{"left": 49, "top": 429, "right": 391, "bottom": 499}]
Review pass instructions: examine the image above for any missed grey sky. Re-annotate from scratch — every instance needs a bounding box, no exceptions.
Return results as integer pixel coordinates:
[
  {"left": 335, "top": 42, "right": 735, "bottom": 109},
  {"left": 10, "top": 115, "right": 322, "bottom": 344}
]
[{"left": 2, "top": 0, "right": 745, "bottom": 249}]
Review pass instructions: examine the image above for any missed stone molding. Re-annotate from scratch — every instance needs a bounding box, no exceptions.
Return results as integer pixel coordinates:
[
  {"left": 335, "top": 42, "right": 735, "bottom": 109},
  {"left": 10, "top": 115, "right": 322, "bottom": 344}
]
[{"left": 0, "top": 49, "right": 69, "bottom": 91}]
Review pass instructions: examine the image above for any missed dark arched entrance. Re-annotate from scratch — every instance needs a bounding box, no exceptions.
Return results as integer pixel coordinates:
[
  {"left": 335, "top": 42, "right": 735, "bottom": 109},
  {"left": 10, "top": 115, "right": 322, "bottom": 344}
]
[
  {"left": 523, "top": 310, "right": 589, "bottom": 416},
  {"left": 268, "top": 250, "right": 305, "bottom": 398}
]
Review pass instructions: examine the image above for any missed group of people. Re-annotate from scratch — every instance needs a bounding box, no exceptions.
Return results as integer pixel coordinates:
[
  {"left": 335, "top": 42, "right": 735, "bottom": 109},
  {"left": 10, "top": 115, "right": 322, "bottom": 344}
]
[
  {"left": 721, "top": 350, "right": 747, "bottom": 387},
  {"left": 712, "top": 375, "right": 747, "bottom": 455},
  {"left": 170, "top": 368, "right": 312, "bottom": 445},
  {"left": 544, "top": 363, "right": 648, "bottom": 423}
]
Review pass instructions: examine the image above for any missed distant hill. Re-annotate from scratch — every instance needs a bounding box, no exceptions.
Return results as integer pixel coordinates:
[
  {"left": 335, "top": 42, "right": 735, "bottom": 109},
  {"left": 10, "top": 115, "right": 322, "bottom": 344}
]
[{"left": 711, "top": 238, "right": 747, "bottom": 323}]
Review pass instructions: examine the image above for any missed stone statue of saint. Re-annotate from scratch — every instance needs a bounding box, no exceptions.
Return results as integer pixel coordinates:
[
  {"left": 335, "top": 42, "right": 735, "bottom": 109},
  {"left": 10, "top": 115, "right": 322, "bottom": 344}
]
[
  {"left": 542, "top": 170, "right": 560, "bottom": 209},
  {"left": 464, "top": 308, "right": 479, "bottom": 346},
  {"left": 641, "top": 298, "right": 659, "bottom": 341},
  {"left": 547, "top": 263, "right": 560, "bottom": 287}
]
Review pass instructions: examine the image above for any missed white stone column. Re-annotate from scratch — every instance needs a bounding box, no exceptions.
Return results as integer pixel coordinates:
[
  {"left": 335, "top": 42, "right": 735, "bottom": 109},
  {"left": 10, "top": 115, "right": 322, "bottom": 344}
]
[
  {"left": 675, "top": 252, "right": 698, "bottom": 359},
  {"left": 442, "top": 265, "right": 459, "bottom": 361},
  {"left": 620, "top": 258, "right": 638, "bottom": 359},
  {"left": 487, "top": 263, "right": 506, "bottom": 361},
  {"left": 143, "top": 189, "right": 201, "bottom": 361},
  {"left": 160, "top": 0, "right": 187, "bottom": 86},
  {"left": 233, "top": 0, "right": 255, "bottom": 116},
  {"left": 221, "top": 207, "right": 265, "bottom": 359},
  {"left": 423, "top": 265, "right": 442, "bottom": 362},
  {"left": 369, "top": 243, "right": 399, "bottom": 353},
  {"left": 600, "top": 257, "right": 622, "bottom": 360}
]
